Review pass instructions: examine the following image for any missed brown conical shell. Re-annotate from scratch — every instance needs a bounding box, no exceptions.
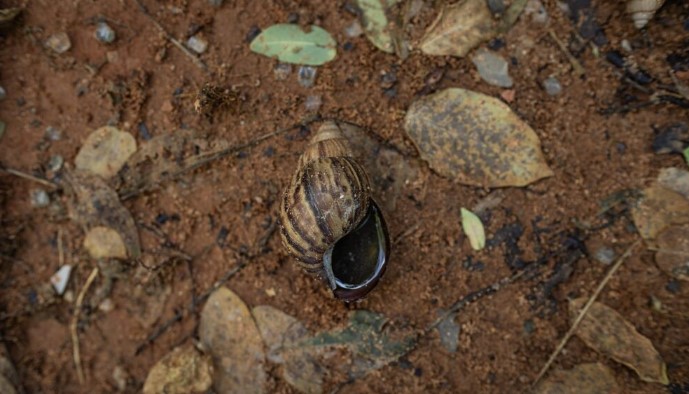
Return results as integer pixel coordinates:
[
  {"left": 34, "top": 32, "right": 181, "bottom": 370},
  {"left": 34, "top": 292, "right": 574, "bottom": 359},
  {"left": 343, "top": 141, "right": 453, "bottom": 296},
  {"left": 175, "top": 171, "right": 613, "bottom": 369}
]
[{"left": 279, "top": 121, "right": 371, "bottom": 272}]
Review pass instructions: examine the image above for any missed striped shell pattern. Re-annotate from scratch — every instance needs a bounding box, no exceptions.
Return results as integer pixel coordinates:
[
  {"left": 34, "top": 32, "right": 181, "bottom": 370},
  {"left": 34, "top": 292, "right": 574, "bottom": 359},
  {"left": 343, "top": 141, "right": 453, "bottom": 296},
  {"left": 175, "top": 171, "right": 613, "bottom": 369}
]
[
  {"left": 279, "top": 121, "right": 371, "bottom": 273},
  {"left": 627, "top": 0, "right": 666, "bottom": 29}
]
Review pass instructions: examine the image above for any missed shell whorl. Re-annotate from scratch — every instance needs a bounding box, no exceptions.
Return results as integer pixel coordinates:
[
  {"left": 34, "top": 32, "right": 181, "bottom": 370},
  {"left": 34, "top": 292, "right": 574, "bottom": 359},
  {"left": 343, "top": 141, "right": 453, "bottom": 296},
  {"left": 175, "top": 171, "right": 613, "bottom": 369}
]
[
  {"left": 627, "top": 0, "right": 665, "bottom": 29},
  {"left": 279, "top": 121, "right": 372, "bottom": 271}
]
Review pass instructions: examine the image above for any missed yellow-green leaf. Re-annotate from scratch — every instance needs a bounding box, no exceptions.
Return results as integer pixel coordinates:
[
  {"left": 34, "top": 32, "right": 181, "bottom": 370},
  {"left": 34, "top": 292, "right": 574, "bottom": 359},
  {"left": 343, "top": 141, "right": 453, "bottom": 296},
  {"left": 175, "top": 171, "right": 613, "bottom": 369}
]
[
  {"left": 461, "top": 208, "right": 485, "bottom": 250},
  {"left": 356, "top": 0, "right": 401, "bottom": 53},
  {"left": 249, "top": 24, "right": 336, "bottom": 66}
]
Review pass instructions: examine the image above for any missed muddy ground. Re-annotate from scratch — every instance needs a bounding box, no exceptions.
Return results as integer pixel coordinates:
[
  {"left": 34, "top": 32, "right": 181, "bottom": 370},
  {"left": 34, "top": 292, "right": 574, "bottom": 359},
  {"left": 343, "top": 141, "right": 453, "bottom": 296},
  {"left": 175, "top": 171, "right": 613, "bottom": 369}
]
[{"left": 0, "top": 0, "right": 688, "bottom": 393}]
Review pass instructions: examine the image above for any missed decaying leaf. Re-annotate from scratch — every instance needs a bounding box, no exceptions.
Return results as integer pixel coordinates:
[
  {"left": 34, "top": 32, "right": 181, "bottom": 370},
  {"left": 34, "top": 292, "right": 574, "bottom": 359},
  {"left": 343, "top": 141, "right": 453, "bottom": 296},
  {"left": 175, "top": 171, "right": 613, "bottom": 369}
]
[
  {"left": 655, "top": 224, "right": 689, "bottom": 281},
  {"left": 404, "top": 88, "right": 553, "bottom": 187},
  {"left": 419, "top": 0, "right": 495, "bottom": 57},
  {"left": 570, "top": 298, "right": 669, "bottom": 385},
  {"left": 461, "top": 208, "right": 485, "bottom": 250},
  {"left": 658, "top": 167, "right": 689, "bottom": 199},
  {"left": 143, "top": 344, "right": 213, "bottom": 394},
  {"left": 66, "top": 170, "right": 141, "bottom": 259},
  {"left": 199, "top": 287, "right": 266, "bottom": 394},
  {"left": 249, "top": 24, "right": 336, "bottom": 66},
  {"left": 253, "top": 306, "right": 323, "bottom": 394},
  {"left": 356, "top": 0, "right": 401, "bottom": 54},
  {"left": 631, "top": 182, "right": 689, "bottom": 240},
  {"left": 534, "top": 363, "right": 619, "bottom": 394},
  {"left": 83, "top": 226, "right": 127, "bottom": 260},
  {"left": 75, "top": 126, "right": 137, "bottom": 179}
]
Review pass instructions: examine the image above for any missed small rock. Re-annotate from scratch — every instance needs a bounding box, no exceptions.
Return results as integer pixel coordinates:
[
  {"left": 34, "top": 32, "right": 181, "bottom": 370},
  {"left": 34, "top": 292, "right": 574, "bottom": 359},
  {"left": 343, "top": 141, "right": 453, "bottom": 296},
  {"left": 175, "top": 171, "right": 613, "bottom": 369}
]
[
  {"left": 666, "top": 279, "right": 681, "bottom": 294},
  {"left": 436, "top": 311, "right": 460, "bottom": 353},
  {"left": 106, "top": 51, "right": 119, "bottom": 63},
  {"left": 47, "top": 155, "right": 64, "bottom": 173},
  {"left": 50, "top": 265, "right": 72, "bottom": 295},
  {"left": 344, "top": 20, "right": 364, "bottom": 38},
  {"left": 542, "top": 77, "right": 562, "bottom": 96},
  {"left": 525, "top": 0, "right": 548, "bottom": 24},
  {"left": 274, "top": 63, "right": 292, "bottom": 81},
  {"left": 208, "top": 0, "right": 223, "bottom": 6},
  {"left": 45, "top": 126, "right": 62, "bottom": 141},
  {"left": 487, "top": 0, "right": 505, "bottom": 14},
  {"left": 45, "top": 32, "right": 71, "bottom": 54},
  {"left": 95, "top": 22, "right": 116, "bottom": 44},
  {"left": 112, "top": 365, "right": 129, "bottom": 392},
  {"left": 186, "top": 35, "right": 208, "bottom": 54},
  {"left": 523, "top": 319, "right": 536, "bottom": 334},
  {"left": 286, "top": 12, "right": 299, "bottom": 24},
  {"left": 621, "top": 39, "right": 632, "bottom": 53},
  {"left": 304, "top": 95, "right": 322, "bottom": 112},
  {"left": 30, "top": 189, "right": 50, "bottom": 208},
  {"left": 471, "top": 48, "right": 513, "bottom": 88},
  {"left": 0, "top": 86, "right": 6, "bottom": 100},
  {"left": 99, "top": 298, "right": 114, "bottom": 312},
  {"left": 297, "top": 66, "right": 317, "bottom": 88},
  {"left": 593, "top": 246, "right": 616, "bottom": 265}
]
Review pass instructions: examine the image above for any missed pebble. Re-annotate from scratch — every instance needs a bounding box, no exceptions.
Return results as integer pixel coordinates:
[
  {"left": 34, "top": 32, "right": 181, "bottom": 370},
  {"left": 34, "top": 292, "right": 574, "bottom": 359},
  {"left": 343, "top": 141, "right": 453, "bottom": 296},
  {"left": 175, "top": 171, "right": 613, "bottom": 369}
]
[
  {"left": 30, "top": 189, "right": 50, "bottom": 208},
  {"left": 666, "top": 280, "right": 681, "bottom": 294},
  {"left": 471, "top": 48, "right": 513, "bottom": 88},
  {"left": 50, "top": 265, "right": 72, "bottom": 295},
  {"left": 112, "top": 365, "right": 129, "bottom": 392},
  {"left": 186, "top": 35, "right": 208, "bottom": 54},
  {"left": 99, "top": 298, "right": 115, "bottom": 312},
  {"left": 593, "top": 246, "right": 615, "bottom": 265},
  {"left": 273, "top": 63, "right": 292, "bottom": 81},
  {"left": 47, "top": 155, "right": 64, "bottom": 173},
  {"left": 344, "top": 20, "right": 364, "bottom": 38},
  {"left": 208, "top": 0, "right": 223, "bottom": 6},
  {"left": 621, "top": 39, "right": 632, "bottom": 53},
  {"left": 304, "top": 95, "right": 322, "bottom": 112},
  {"left": 525, "top": 0, "right": 548, "bottom": 24},
  {"left": 523, "top": 319, "right": 535, "bottom": 334},
  {"left": 487, "top": 0, "right": 505, "bottom": 14},
  {"left": 45, "top": 32, "right": 71, "bottom": 54},
  {"left": 436, "top": 311, "right": 460, "bottom": 353},
  {"left": 95, "top": 22, "right": 116, "bottom": 44},
  {"left": 542, "top": 77, "right": 562, "bottom": 96},
  {"left": 0, "top": 86, "right": 6, "bottom": 100},
  {"left": 297, "top": 66, "right": 317, "bottom": 88},
  {"left": 45, "top": 126, "right": 62, "bottom": 141}
]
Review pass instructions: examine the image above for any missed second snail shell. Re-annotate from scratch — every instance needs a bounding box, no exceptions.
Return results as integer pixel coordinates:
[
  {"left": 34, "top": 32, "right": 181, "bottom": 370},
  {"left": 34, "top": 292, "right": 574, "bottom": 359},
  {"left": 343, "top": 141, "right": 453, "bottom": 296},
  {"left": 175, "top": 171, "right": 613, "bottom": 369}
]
[{"left": 627, "top": 0, "right": 666, "bottom": 29}]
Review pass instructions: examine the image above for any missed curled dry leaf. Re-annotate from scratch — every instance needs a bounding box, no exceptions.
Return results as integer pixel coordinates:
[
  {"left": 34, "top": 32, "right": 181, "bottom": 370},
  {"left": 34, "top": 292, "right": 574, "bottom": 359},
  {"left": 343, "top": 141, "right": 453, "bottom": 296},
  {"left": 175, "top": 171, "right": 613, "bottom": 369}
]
[
  {"left": 199, "top": 287, "right": 266, "bottom": 394},
  {"left": 534, "top": 363, "right": 619, "bottom": 394},
  {"left": 404, "top": 88, "right": 553, "bottom": 187},
  {"left": 419, "top": 0, "right": 495, "bottom": 58},
  {"left": 570, "top": 298, "right": 669, "bottom": 385},
  {"left": 631, "top": 182, "right": 689, "bottom": 240},
  {"left": 143, "top": 344, "right": 213, "bottom": 394},
  {"left": 253, "top": 306, "right": 323, "bottom": 394},
  {"left": 83, "top": 226, "right": 127, "bottom": 260},
  {"left": 75, "top": 126, "right": 137, "bottom": 179},
  {"left": 66, "top": 170, "right": 141, "bottom": 259},
  {"left": 655, "top": 224, "right": 689, "bottom": 281}
]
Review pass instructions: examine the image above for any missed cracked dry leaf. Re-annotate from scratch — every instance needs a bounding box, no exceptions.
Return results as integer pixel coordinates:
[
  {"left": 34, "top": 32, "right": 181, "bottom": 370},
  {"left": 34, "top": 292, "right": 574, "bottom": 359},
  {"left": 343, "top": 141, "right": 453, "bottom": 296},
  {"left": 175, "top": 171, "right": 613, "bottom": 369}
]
[
  {"left": 83, "top": 226, "right": 127, "bottom": 260},
  {"left": 66, "top": 170, "right": 141, "bottom": 259},
  {"left": 199, "top": 287, "right": 266, "bottom": 394},
  {"left": 655, "top": 224, "right": 689, "bottom": 281},
  {"left": 143, "top": 344, "right": 213, "bottom": 394},
  {"left": 631, "top": 182, "right": 689, "bottom": 240},
  {"left": 404, "top": 88, "right": 553, "bottom": 187},
  {"left": 253, "top": 306, "right": 323, "bottom": 394},
  {"left": 75, "top": 126, "right": 137, "bottom": 179},
  {"left": 570, "top": 298, "right": 669, "bottom": 385},
  {"left": 534, "top": 363, "right": 619, "bottom": 394},
  {"left": 419, "top": 0, "right": 495, "bottom": 57}
]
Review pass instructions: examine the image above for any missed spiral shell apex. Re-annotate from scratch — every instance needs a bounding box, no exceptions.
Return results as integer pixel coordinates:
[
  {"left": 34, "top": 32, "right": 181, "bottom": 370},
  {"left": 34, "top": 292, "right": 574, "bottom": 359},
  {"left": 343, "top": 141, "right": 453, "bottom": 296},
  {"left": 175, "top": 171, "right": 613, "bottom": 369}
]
[
  {"left": 627, "top": 0, "right": 666, "bottom": 29},
  {"left": 279, "top": 121, "right": 390, "bottom": 301}
]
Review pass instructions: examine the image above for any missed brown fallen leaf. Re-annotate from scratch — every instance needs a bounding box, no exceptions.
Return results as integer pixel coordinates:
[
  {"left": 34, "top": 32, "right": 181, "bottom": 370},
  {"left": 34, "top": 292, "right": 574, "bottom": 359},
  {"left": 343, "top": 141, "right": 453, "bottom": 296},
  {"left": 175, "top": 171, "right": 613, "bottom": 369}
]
[
  {"left": 570, "top": 298, "right": 669, "bottom": 385},
  {"left": 419, "top": 0, "right": 495, "bottom": 57},
  {"left": 655, "top": 224, "right": 689, "bottom": 281},
  {"left": 66, "top": 170, "right": 141, "bottom": 259},
  {"left": 75, "top": 126, "right": 137, "bottom": 179},
  {"left": 404, "top": 88, "right": 553, "bottom": 187},
  {"left": 199, "top": 287, "right": 266, "bottom": 394},
  {"left": 83, "top": 226, "right": 127, "bottom": 260},
  {"left": 631, "top": 182, "right": 689, "bottom": 240},
  {"left": 143, "top": 344, "right": 213, "bottom": 394},
  {"left": 534, "top": 363, "right": 620, "bottom": 394}
]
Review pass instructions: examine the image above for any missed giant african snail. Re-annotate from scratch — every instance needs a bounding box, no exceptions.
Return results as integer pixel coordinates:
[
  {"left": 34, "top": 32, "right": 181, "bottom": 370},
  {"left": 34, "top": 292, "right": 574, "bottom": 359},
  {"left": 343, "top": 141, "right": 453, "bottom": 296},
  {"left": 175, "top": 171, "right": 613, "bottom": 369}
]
[{"left": 279, "top": 121, "right": 390, "bottom": 301}]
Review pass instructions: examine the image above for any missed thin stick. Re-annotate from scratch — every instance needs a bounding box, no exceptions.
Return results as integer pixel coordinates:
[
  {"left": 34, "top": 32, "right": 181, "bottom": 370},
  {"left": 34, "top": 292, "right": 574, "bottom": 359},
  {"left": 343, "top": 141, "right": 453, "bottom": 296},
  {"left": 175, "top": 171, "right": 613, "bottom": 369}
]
[
  {"left": 133, "top": 0, "right": 209, "bottom": 73},
  {"left": 548, "top": 30, "right": 586, "bottom": 77},
  {"left": 0, "top": 167, "right": 58, "bottom": 189},
  {"left": 71, "top": 267, "right": 99, "bottom": 384},
  {"left": 532, "top": 239, "right": 641, "bottom": 387}
]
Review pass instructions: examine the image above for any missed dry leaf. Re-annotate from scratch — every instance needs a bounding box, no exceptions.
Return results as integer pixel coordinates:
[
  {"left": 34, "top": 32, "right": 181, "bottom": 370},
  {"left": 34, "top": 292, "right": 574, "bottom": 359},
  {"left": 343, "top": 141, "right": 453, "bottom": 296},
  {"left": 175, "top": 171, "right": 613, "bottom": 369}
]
[
  {"left": 461, "top": 208, "right": 485, "bottom": 250},
  {"left": 199, "top": 287, "right": 266, "bottom": 394},
  {"left": 657, "top": 167, "right": 689, "bottom": 200},
  {"left": 83, "top": 226, "right": 127, "bottom": 259},
  {"left": 570, "top": 298, "right": 669, "bottom": 385},
  {"left": 655, "top": 224, "right": 689, "bottom": 281},
  {"left": 75, "top": 126, "right": 137, "bottom": 179},
  {"left": 143, "top": 344, "right": 213, "bottom": 394},
  {"left": 534, "top": 363, "right": 619, "bottom": 394},
  {"left": 66, "top": 170, "right": 141, "bottom": 259},
  {"left": 404, "top": 88, "right": 553, "bottom": 187},
  {"left": 356, "top": 0, "right": 402, "bottom": 54},
  {"left": 253, "top": 306, "right": 323, "bottom": 394},
  {"left": 419, "top": 0, "right": 495, "bottom": 57},
  {"left": 631, "top": 183, "right": 689, "bottom": 240}
]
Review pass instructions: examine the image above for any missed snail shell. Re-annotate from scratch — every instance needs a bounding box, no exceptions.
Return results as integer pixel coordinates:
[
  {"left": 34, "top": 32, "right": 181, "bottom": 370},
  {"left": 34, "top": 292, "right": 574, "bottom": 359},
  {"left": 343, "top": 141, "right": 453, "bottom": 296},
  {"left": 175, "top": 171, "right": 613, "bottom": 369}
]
[
  {"left": 279, "top": 121, "right": 390, "bottom": 301},
  {"left": 627, "top": 0, "right": 665, "bottom": 29}
]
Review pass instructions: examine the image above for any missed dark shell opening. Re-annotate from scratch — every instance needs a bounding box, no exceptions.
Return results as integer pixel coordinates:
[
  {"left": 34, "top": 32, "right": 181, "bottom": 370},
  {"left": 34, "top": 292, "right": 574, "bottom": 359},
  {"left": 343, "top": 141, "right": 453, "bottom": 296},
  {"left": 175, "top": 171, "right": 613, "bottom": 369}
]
[{"left": 323, "top": 199, "right": 389, "bottom": 302}]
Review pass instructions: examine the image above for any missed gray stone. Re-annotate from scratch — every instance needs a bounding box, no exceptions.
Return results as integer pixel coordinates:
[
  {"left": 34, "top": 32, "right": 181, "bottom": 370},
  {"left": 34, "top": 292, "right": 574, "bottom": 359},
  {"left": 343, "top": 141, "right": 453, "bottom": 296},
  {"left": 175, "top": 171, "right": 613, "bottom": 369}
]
[
  {"left": 45, "top": 32, "right": 71, "bottom": 54},
  {"left": 186, "top": 35, "right": 208, "bottom": 54},
  {"left": 542, "top": 77, "right": 562, "bottom": 96},
  {"left": 471, "top": 48, "right": 513, "bottom": 88},
  {"left": 274, "top": 63, "right": 292, "bottom": 81},
  {"left": 31, "top": 189, "right": 50, "bottom": 208},
  {"left": 95, "top": 22, "right": 116, "bottom": 44},
  {"left": 593, "top": 246, "right": 616, "bottom": 265},
  {"left": 297, "top": 66, "right": 317, "bottom": 88}
]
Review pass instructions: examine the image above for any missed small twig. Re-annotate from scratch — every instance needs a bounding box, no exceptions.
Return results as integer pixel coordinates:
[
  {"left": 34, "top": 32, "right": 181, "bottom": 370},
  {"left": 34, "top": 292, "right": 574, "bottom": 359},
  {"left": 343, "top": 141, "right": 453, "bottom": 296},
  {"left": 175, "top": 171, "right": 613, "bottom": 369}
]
[
  {"left": 71, "top": 267, "right": 99, "bottom": 384},
  {"left": 133, "top": 0, "right": 209, "bottom": 73},
  {"left": 548, "top": 30, "right": 586, "bottom": 77},
  {"left": 0, "top": 167, "right": 58, "bottom": 190},
  {"left": 532, "top": 239, "right": 641, "bottom": 387}
]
